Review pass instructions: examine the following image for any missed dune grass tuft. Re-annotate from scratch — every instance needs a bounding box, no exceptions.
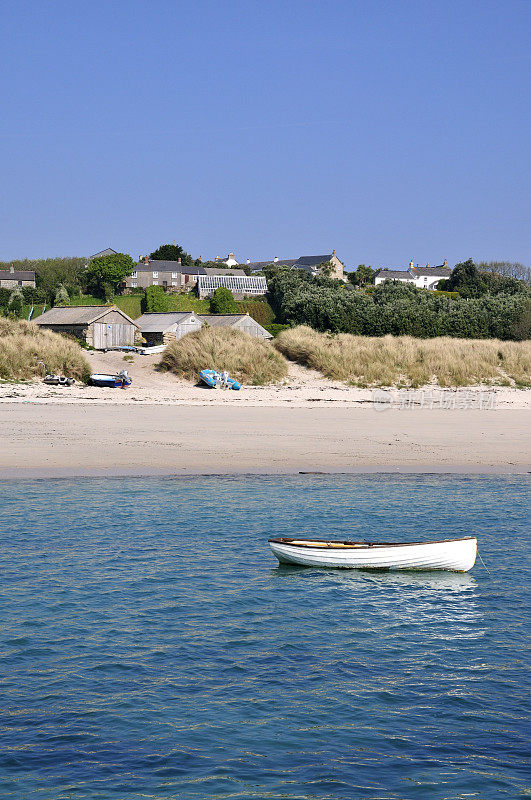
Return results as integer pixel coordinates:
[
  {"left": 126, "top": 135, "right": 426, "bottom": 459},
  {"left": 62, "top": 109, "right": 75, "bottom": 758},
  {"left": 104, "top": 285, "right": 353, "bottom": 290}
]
[
  {"left": 160, "top": 326, "right": 288, "bottom": 385},
  {"left": 0, "top": 317, "right": 90, "bottom": 381},
  {"left": 275, "top": 325, "right": 531, "bottom": 387}
]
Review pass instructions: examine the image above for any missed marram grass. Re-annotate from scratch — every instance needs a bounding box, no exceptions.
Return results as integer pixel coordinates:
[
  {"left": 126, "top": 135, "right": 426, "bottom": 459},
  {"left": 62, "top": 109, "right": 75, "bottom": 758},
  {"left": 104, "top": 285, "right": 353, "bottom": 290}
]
[
  {"left": 161, "top": 326, "right": 288, "bottom": 385},
  {"left": 0, "top": 318, "right": 90, "bottom": 381},
  {"left": 275, "top": 326, "right": 531, "bottom": 388}
]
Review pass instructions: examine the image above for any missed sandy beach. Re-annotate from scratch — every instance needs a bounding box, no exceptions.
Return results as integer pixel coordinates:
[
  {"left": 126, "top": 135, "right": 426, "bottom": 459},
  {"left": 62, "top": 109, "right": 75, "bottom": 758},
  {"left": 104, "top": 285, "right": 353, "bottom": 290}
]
[{"left": 0, "top": 351, "right": 529, "bottom": 477}]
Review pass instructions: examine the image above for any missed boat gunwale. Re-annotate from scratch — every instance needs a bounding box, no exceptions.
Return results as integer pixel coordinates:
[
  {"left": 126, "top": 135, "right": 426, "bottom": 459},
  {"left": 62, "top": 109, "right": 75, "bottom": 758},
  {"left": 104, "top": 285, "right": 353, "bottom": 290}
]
[{"left": 268, "top": 536, "right": 476, "bottom": 549}]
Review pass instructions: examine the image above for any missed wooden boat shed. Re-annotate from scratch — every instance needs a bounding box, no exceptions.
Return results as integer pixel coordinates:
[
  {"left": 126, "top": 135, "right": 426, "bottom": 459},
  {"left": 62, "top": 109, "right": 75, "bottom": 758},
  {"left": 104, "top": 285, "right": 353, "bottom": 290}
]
[
  {"left": 35, "top": 305, "right": 140, "bottom": 350},
  {"left": 134, "top": 312, "right": 204, "bottom": 346},
  {"left": 199, "top": 313, "right": 272, "bottom": 339}
]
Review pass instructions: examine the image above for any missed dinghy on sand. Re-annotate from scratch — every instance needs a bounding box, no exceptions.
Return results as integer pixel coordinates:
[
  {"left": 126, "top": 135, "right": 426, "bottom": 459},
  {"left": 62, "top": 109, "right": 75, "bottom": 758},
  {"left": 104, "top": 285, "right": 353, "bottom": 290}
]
[{"left": 268, "top": 536, "right": 477, "bottom": 572}]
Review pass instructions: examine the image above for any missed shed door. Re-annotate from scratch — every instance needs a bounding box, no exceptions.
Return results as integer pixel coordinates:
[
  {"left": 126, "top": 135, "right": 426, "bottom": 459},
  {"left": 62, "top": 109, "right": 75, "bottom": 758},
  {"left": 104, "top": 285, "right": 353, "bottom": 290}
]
[
  {"left": 176, "top": 320, "right": 203, "bottom": 340},
  {"left": 93, "top": 322, "right": 135, "bottom": 349}
]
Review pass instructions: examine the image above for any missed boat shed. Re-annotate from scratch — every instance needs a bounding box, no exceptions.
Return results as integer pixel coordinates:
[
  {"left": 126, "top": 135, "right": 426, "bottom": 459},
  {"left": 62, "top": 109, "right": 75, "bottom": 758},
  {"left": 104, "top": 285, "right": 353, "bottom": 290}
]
[
  {"left": 199, "top": 313, "right": 272, "bottom": 339},
  {"left": 134, "top": 311, "right": 204, "bottom": 346},
  {"left": 35, "top": 305, "right": 140, "bottom": 349}
]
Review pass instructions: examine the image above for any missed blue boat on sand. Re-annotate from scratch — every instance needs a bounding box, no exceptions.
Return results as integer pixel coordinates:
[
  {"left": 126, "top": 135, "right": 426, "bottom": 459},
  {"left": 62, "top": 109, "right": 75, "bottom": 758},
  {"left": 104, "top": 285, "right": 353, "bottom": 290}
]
[
  {"left": 90, "top": 370, "right": 132, "bottom": 388},
  {"left": 200, "top": 369, "right": 241, "bottom": 390}
]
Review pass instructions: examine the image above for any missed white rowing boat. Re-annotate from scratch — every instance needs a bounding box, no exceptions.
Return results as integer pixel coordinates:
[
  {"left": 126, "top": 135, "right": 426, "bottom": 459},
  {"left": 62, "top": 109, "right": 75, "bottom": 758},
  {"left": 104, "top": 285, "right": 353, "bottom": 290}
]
[{"left": 268, "top": 536, "right": 477, "bottom": 572}]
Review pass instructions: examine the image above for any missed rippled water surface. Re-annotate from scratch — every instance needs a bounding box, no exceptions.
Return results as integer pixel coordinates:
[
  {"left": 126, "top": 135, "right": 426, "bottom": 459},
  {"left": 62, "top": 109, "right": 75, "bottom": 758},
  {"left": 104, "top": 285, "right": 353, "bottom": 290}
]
[{"left": 0, "top": 475, "right": 529, "bottom": 799}]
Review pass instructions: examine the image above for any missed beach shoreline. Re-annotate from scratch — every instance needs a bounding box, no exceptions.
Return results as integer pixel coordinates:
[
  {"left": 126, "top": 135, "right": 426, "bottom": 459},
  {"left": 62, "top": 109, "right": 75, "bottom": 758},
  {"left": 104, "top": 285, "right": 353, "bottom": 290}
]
[{"left": 1, "top": 400, "right": 529, "bottom": 478}]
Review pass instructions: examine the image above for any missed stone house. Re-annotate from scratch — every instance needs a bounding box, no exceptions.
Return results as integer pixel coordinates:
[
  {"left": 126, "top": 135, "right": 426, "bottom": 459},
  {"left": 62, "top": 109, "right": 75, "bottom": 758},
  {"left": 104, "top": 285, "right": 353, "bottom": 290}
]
[
  {"left": 35, "top": 305, "right": 140, "bottom": 349},
  {"left": 245, "top": 251, "right": 346, "bottom": 281},
  {"left": 0, "top": 266, "right": 36, "bottom": 289}
]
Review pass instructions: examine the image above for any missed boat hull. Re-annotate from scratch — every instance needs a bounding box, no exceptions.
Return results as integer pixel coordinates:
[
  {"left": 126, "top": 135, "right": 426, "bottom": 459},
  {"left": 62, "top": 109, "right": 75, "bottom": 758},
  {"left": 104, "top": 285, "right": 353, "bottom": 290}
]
[{"left": 269, "top": 537, "right": 477, "bottom": 572}]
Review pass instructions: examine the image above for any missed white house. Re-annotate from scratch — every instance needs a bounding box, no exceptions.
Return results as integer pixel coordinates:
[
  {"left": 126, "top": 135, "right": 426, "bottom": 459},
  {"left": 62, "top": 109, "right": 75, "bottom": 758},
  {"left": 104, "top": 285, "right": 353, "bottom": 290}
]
[{"left": 375, "top": 260, "right": 451, "bottom": 290}]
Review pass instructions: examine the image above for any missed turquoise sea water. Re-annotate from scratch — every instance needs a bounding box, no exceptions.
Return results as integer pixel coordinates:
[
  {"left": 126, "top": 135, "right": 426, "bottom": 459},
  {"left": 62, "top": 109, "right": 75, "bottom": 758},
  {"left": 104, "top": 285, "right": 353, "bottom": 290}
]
[{"left": 0, "top": 475, "right": 529, "bottom": 800}]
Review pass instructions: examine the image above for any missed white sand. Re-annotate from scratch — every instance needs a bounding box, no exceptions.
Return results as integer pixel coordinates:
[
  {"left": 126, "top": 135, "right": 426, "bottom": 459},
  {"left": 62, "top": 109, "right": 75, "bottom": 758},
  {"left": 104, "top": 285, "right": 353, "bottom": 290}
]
[{"left": 0, "top": 351, "right": 529, "bottom": 476}]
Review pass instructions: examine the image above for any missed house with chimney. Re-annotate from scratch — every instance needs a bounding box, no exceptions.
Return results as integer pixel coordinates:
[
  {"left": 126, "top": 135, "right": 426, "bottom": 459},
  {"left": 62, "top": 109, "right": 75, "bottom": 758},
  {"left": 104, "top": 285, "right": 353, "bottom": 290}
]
[
  {"left": 374, "top": 260, "right": 451, "bottom": 290},
  {"left": 0, "top": 265, "right": 36, "bottom": 289},
  {"left": 123, "top": 255, "right": 267, "bottom": 298},
  {"left": 223, "top": 250, "right": 346, "bottom": 281}
]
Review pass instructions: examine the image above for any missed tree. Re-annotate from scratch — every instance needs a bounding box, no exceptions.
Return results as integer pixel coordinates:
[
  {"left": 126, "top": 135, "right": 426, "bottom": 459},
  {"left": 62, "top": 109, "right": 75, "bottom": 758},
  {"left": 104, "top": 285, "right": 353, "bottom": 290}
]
[
  {"left": 209, "top": 287, "right": 238, "bottom": 314},
  {"left": 83, "top": 253, "right": 135, "bottom": 300},
  {"left": 141, "top": 285, "right": 170, "bottom": 313},
  {"left": 441, "top": 259, "right": 485, "bottom": 298},
  {"left": 149, "top": 244, "right": 193, "bottom": 266},
  {"left": 478, "top": 261, "right": 530, "bottom": 283},
  {"left": 0, "top": 257, "right": 87, "bottom": 304},
  {"left": 8, "top": 287, "right": 24, "bottom": 318},
  {"left": 347, "top": 264, "right": 376, "bottom": 287},
  {"left": 54, "top": 284, "right": 70, "bottom": 305}
]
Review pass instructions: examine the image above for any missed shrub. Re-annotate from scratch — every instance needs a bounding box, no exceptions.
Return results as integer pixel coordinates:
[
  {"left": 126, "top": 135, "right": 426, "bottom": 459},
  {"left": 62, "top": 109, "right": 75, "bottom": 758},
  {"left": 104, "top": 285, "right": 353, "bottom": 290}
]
[
  {"left": 0, "top": 317, "right": 90, "bottom": 381},
  {"left": 265, "top": 323, "right": 291, "bottom": 337},
  {"left": 236, "top": 299, "right": 275, "bottom": 326},
  {"left": 160, "top": 326, "right": 288, "bottom": 385},
  {"left": 275, "top": 325, "right": 531, "bottom": 387},
  {"left": 209, "top": 287, "right": 238, "bottom": 314},
  {"left": 142, "top": 285, "right": 170, "bottom": 313}
]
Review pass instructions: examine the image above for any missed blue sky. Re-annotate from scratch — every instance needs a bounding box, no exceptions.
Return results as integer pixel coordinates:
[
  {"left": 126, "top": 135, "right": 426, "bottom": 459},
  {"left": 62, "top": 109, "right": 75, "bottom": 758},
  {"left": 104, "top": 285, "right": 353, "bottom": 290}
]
[{"left": 1, "top": 0, "right": 529, "bottom": 269}]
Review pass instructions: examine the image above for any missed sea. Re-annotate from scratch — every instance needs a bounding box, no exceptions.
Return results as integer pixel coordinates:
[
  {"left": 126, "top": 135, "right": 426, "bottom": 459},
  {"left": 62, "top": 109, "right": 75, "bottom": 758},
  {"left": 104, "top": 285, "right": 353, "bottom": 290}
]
[{"left": 0, "top": 474, "right": 529, "bottom": 800}]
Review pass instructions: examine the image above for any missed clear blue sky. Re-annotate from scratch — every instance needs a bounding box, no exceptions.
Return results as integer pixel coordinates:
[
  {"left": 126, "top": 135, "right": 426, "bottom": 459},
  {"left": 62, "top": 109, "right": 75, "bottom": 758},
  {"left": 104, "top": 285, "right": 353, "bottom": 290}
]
[{"left": 1, "top": 0, "right": 529, "bottom": 269}]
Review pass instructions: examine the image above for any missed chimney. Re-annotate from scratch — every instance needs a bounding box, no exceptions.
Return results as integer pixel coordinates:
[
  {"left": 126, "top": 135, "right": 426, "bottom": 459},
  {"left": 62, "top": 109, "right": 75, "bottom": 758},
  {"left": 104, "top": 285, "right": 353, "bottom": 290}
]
[
  {"left": 177, "top": 258, "right": 182, "bottom": 265},
  {"left": 332, "top": 249, "right": 336, "bottom": 255},
  {"left": 444, "top": 258, "right": 448, "bottom": 267},
  {"left": 426, "top": 262, "right": 430, "bottom": 268},
  {"left": 273, "top": 256, "right": 279, "bottom": 263},
  {"left": 246, "top": 258, "right": 250, "bottom": 264},
  {"left": 228, "top": 252, "right": 234, "bottom": 259},
  {"left": 139, "top": 255, "right": 143, "bottom": 262},
  {"left": 409, "top": 260, "right": 414, "bottom": 269},
  {"left": 10, "top": 264, "right": 14, "bottom": 273},
  {"left": 144, "top": 255, "right": 149, "bottom": 265}
]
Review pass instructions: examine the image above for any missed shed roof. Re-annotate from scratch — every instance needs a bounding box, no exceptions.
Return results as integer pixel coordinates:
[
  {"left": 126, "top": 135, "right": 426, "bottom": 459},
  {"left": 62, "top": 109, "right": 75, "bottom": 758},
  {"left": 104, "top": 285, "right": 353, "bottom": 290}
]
[
  {"left": 134, "top": 312, "right": 200, "bottom": 332},
  {"left": 198, "top": 314, "right": 249, "bottom": 328},
  {"left": 35, "top": 305, "right": 137, "bottom": 326}
]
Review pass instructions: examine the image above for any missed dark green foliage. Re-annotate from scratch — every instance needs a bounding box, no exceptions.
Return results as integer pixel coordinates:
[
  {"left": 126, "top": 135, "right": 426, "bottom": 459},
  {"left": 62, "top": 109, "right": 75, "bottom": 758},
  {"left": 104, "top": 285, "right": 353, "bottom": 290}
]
[
  {"left": 84, "top": 253, "right": 135, "bottom": 299},
  {"left": 266, "top": 269, "right": 530, "bottom": 341},
  {"left": 440, "top": 259, "right": 529, "bottom": 298},
  {"left": 0, "top": 257, "right": 87, "bottom": 304},
  {"left": 8, "top": 288, "right": 24, "bottom": 318},
  {"left": 236, "top": 300, "right": 275, "bottom": 326},
  {"left": 141, "top": 285, "right": 170, "bottom": 313},
  {"left": 209, "top": 287, "right": 238, "bottom": 314},
  {"left": 149, "top": 244, "right": 193, "bottom": 265},
  {"left": 347, "top": 264, "right": 376, "bottom": 287},
  {"left": 265, "top": 323, "right": 291, "bottom": 337}
]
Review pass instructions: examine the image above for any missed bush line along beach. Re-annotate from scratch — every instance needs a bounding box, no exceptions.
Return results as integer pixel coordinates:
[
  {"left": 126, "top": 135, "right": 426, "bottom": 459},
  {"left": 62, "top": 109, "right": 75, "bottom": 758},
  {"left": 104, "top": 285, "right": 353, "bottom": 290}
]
[{"left": 0, "top": 249, "right": 529, "bottom": 389}]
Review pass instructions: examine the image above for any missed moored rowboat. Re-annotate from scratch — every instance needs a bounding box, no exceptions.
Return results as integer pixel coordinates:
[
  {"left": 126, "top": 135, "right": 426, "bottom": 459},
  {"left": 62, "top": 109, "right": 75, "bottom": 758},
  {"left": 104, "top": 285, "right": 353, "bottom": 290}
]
[{"left": 268, "top": 536, "right": 477, "bottom": 572}]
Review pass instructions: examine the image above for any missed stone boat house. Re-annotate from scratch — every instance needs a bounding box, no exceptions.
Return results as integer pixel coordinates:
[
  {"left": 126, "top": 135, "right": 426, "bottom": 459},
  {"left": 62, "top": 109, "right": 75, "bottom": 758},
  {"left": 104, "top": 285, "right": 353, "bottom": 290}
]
[
  {"left": 35, "top": 306, "right": 140, "bottom": 349},
  {"left": 134, "top": 312, "right": 204, "bottom": 346}
]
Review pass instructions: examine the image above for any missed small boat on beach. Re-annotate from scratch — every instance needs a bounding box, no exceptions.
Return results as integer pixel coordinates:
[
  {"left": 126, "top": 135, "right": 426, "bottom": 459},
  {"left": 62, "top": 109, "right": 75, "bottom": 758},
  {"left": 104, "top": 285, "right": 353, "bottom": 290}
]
[
  {"left": 90, "top": 370, "right": 132, "bottom": 388},
  {"left": 268, "top": 536, "right": 477, "bottom": 572},
  {"left": 199, "top": 369, "right": 241, "bottom": 390}
]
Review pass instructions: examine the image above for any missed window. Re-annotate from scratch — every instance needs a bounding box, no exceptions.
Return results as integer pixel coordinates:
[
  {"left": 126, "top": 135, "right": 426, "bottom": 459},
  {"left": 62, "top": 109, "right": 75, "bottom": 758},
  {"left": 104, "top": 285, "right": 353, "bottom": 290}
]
[
  {"left": 152, "top": 280, "right": 158, "bottom": 286},
  {"left": 131, "top": 282, "right": 137, "bottom": 288},
  {"left": 172, "top": 272, "right": 178, "bottom": 279},
  {"left": 153, "top": 271, "right": 158, "bottom": 278},
  {"left": 132, "top": 271, "right": 137, "bottom": 278},
  {"left": 171, "top": 281, "right": 177, "bottom": 286},
  {"left": 18, "top": 280, "right": 23, "bottom": 286}
]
